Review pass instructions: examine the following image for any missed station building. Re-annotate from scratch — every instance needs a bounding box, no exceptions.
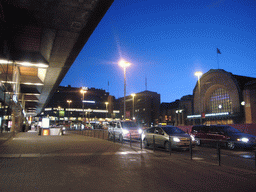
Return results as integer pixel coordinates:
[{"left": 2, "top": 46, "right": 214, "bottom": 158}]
[
  {"left": 159, "top": 69, "right": 256, "bottom": 126},
  {"left": 190, "top": 69, "right": 256, "bottom": 125}
]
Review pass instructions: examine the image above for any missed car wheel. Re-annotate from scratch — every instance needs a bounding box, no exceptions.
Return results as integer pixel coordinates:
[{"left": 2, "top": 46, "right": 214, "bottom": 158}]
[
  {"left": 143, "top": 138, "right": 149, "bottom": 147},
  {"left": 227, "top": 141, "right": 235, "bottom": 150},
  {"left": 164, "top": 141, "right": 171, "bottom": 152},
  {"left": 195, "top": 138, "right": 201, "bottom": 146},
  {"left": 119, "top": 134, "right": 123, "bottom": 142}
]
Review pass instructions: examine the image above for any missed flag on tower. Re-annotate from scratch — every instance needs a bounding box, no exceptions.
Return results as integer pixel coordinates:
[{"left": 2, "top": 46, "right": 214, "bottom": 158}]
[{"left": 217, "top": 48, "right": 221, "bottom": 54}]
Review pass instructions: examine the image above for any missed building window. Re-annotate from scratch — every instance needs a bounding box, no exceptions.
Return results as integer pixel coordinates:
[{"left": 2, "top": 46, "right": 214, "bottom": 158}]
[{"left": 209, "top": 88, "right": 232, "bottom": 113}]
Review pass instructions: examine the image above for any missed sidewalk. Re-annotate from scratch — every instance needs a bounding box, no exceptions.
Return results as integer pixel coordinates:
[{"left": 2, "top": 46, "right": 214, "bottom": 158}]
[{"left": 0, "top": 131, "right": 15, "bottom": 145}]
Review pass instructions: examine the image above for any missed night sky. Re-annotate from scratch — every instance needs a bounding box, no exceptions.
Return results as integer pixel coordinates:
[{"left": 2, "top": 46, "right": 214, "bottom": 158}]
[{"left": 60, "top": 0, "right": 256, "bottom": 103}]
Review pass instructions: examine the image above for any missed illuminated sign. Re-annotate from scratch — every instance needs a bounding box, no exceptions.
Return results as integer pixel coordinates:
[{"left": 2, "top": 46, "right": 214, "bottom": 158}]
[
  {"left": 59, "top": 111, "right": 65, "bottom": 117},
  {"left": 187, "top": 112, "right": 229, "bottom": 119},
  {"left": 42, "top": 118, "right": 50, "bottom": 128},
  {"left": 83, "top": 100, "right": 95, "bottom": 103}
]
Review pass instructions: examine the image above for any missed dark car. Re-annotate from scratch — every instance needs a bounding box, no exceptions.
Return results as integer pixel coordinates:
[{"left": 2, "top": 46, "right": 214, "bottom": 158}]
[
  {"left": 142, "top": 125, "right": 195, "bottom": 151},
  {"left": 190, "top": 125, "right": 256, "bottom": 149}
]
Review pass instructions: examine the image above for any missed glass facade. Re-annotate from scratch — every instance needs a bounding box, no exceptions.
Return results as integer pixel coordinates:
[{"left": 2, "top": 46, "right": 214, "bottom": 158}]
[{"left": 209, "top": 88, "right": 232, "bottom": 113}]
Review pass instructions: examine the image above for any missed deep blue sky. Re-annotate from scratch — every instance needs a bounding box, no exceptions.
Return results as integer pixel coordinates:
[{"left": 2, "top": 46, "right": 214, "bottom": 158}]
[{"left": 60, "top": 0, "right": 256, "bottom": 103}]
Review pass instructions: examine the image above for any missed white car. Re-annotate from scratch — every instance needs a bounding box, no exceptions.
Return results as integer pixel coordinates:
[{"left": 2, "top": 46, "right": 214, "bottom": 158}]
[{"left": 108, "top": 120, "right": 143, "bottom": 141}]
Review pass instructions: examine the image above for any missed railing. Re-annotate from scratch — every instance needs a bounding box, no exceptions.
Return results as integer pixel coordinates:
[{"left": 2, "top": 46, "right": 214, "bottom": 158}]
[{"left": 68, "top": 129, "right": 256, "bottom": 169}]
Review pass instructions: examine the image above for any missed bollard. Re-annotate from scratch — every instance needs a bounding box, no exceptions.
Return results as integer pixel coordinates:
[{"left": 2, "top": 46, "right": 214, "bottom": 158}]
[
  {"left": 153, "top": 135, "right": 155, "bottom": 152},
  {"left": 140, "top": 134, "right": 142, "bottom": 150},
  {"left": 254, "top": 150, "right": 256, "bottom": 169},
  {"left": 190, "top": 138, "right": 193, "bottom": 160},
  {"left": 114, "top": 132, "right": 115, "bottom": 143},
  {"left": 217, "top": 142, "right": 221, "bottom": 166},
  {"left": 169, "top": 135, "right": 172, "bottom": 155},
  {"left": 130, "top": 134, "right": 131, "bottom": 147}
]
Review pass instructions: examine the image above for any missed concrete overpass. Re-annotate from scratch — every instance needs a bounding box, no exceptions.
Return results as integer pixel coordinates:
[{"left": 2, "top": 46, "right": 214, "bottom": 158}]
[{"left": 0, "top": 0, "right": 114, "bottom": 123}]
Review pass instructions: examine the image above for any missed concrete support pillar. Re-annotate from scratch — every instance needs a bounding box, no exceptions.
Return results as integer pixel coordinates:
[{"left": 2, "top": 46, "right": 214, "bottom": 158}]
[
  {"left": 10, "top": 113, "right": 15, "bottom": 132},
  {"left": 18, "top": 115, "right": 23, "bottom": 132}
]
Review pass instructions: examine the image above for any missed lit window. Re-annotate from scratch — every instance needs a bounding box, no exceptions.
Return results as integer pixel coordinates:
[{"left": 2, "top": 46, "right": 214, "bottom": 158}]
[{"left": 209, "top": 88, "right": 232, "bottom": 113}]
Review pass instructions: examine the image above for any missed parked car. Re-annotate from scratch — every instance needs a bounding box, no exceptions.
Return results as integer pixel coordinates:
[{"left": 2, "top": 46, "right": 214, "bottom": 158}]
[
  {"left": 190, "top": 125, "right": 256, "bottom": 149},
  {"left": 108, "top": 120, "right": 143, "bottom": 141},
  {"left": 141, "top": 125, "right": 195, "bottom": 151}
]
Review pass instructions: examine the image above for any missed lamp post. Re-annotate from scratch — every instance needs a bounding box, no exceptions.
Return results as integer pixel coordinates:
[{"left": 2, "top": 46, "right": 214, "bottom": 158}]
[
  {"left": 80, "top": 88, "right": 87, "bottom": 124},
  {"left": 105, "top": 102, "right": 109, "bottom": 118},
  {"left": 67, "top": 100, "right": 72, "bottom": 120},
  {"left": 58, "top": 106, "right": 61, "bottom": 125},
  {"left": 119, "top": 60, "right": 131, "bottom": 120},
  {"left": 131, "top": 93, "right": 136, "bottom": 120},
  {"left": 195, "top": 71, "right": 203, "bottom": 125}
]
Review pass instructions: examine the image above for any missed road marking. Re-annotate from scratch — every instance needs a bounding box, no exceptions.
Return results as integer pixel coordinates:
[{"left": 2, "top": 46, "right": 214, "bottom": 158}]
[
  {"left": 0, "top": 150, "right": 149, "bottom": 158},
  {"left": 0, "top": 154, "right": 20, "bottom": 157}
]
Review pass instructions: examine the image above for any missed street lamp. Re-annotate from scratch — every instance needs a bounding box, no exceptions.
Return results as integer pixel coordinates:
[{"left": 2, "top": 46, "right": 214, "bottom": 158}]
[
  {"left": 80, "top": 88, "right": 87, "bottom": 123},
  {"left": 195, "top": 71, "right": 203, "bottom": 125},
  {"left": 58, "top": 106, "right": 61, "bottom": 125},
  {"left": 119, "top": 60, "right": 131, "bottom": 120},
  {"left": 131, "top": 93, "right": 136, "bottom": 120},
  {"left": 105, "top": 102, "right": 109, "bottom": 118},
  {"left": 67, "top": 100, "right": 72, "bottom": 119}
]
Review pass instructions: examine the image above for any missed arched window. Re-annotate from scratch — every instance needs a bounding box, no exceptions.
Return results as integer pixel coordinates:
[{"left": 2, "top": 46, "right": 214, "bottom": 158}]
[{"left": 209, "top": 88, "right": 232, "bottom": 113}]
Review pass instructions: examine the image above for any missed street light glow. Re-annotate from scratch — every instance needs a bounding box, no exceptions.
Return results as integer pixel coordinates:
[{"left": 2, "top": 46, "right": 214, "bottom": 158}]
[
  {"left": 194, "top": 71, "right": 203, "bottom": 78},
  {"left": 119, "top": 60, "right": 131, "bottom": 68},
  {"left": 80, "top": 89, "right": 87, "bottom": 94}
]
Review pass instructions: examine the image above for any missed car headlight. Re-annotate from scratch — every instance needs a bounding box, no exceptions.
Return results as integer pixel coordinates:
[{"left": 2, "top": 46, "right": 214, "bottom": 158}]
[
  {"left": 237, "top": 138, "right": 249, "bottom": 143},
  {"left": 122, "top": 129, "right": 129, "bottom": 135},
  {"left": 173, "top": 137, "right": 180, "bottom": 142},
  {"left": 190, "top": 135, "right": 195, "bottom": 141},
  {"left": 138, "top": 129, "right": 142, "bottom": 134}
]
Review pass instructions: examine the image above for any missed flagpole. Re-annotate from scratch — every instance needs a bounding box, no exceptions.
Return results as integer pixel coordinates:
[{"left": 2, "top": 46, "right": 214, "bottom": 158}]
[
  {"left": 217, "top": 48, "right": 221, "bottom": 69},
  {"left": 145, "top": 76, "right": 147, "bottom": 90},
  {"left": 217, "top": 50, "right": 219, "bottom": 69}
]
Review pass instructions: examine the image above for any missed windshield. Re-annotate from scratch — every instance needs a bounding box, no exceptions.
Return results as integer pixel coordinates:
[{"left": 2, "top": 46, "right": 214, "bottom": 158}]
[
  {"left": 121, "top": 122, "right": 138, "bottom": 128},
  {"left": 162, "top": 127, "right": 185, "bottom": 135},
  {"left": 220, "top": 126, "right": 241, "bottom": 133}
]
